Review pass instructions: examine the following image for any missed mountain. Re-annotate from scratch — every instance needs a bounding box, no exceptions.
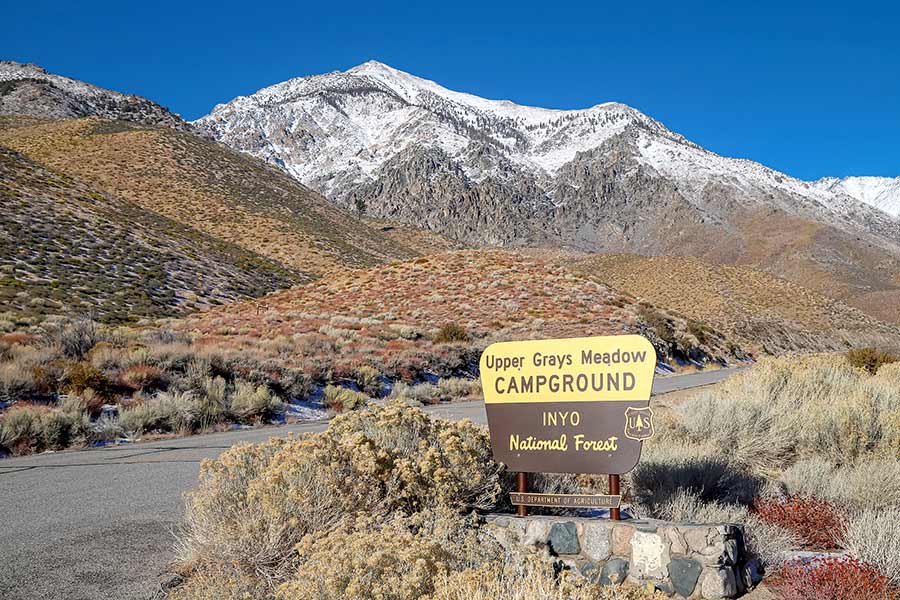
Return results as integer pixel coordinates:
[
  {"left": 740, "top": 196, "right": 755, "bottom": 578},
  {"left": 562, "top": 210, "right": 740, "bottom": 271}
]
[
  {"left": 0, "top": 61, "right": 189, "bottom": 130},
  {"left": 0, "top": 116, "right": 423, "bottom": 276},
  {"left": 0, "top": 144, "right": 302, "bottom": 325},
  {"left": 194, "top": 61, "right": 900, "bottom": 323},
  {"left": 811, "top": 176, "right": 900, "bottom": 218}
]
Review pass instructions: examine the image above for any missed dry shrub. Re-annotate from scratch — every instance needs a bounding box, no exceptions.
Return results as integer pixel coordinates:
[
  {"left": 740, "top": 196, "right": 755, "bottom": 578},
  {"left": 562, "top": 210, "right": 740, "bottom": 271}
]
[
  {"left": 429, "top": 557, "right": 665, "bottom": 600},
  {"left": 176, "top": 404, "right": 501, "bottom": 587},
  {"left": 628, "top": 441, "right": 761, "bottom": 509},
  {"left": 119, "top": 364, "right": 166, "bottom": 391},
  {"left": 195, "top": 375, "right": 227, "bottom": 429},
  {"left": 353, "top": 365, "right": 382, "bottom": 397},
  {"left": 753, "top": 495, "right": 845, "bottom": 550},
  {"left": 679, "top": 355, "right": 900, "bottom": 473},
  {"left": 119, "top": 392, "right": 186, "bottom": 435},
  {"left": 322, "top": 384, "right": 368, "bottom": 412},
  {"left": 391, "top": 378, "right": 481, "bottom": 405},
  {"left": 0, "top": 360, "right": 39, "bottom": 401},
  {"left": 770, "top": 557, "right": 898, "bottom": 600},
  {"left": 434, "top": 322, "right": 469, "bottom": 343},
  {"left": 64, "top": 361, "right": 114, "bottom": 398},
  {"left": 277, "top": 510, "right": 497, "bottom": 600},
  {"left": 846, "top": 347, "right": 898, "bottom": 374},
  {"left": 840, "top": 508, "right": 900, "bottom": 586},
  {"left": 0, "top": 404, "right": 74, "bottom": 455},
  {"left": 780, "top": 457, "right": 900, "bottom": 511},
  {"left": 168, "top": 566, "right": 270, "bottom": 600},
  {"left": 46, "top": 316, "right": 99, "bottom": 361}
]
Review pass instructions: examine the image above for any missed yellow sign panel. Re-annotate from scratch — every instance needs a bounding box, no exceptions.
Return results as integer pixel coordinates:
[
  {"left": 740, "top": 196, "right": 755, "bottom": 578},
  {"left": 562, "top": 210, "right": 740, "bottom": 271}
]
[{"left": 480, "top": 335, "right": 656, "bottom": 404}]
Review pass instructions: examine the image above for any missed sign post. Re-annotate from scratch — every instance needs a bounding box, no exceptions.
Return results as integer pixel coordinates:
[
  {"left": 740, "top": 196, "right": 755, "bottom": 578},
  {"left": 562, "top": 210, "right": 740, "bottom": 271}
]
[{"left": 479, "top": 334, "right": 657, "bottom": 518}]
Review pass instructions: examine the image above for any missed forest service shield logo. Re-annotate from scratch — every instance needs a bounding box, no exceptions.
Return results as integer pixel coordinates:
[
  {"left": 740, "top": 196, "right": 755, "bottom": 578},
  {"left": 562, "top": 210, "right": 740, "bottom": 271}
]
[{"left": 624, "top": 407, "right": 655, "bottom": 441}]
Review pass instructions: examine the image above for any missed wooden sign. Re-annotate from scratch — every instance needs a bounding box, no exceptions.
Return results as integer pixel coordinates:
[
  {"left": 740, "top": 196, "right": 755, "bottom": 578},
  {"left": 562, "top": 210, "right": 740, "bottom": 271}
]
[
  {"left": 480, "top": 335, "right": 657, "bottom": 475},
  {"left": 510, "top": 492, "right": 621, "bottom": 509}
]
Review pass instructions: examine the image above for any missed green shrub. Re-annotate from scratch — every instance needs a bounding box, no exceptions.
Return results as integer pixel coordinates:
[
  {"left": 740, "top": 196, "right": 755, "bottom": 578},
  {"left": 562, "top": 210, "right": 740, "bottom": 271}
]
[
  {"left": 0, "top": 404, "right": 74, "bottom": 454},
  {"left": 433, "top": 322, "right": 469, "bottom": 343},
  {"left": 353, "top": 365, "right": 382, "bottom": 397},
  {"left": 64, "top": 361, "right": 114, "bottom": 398},
  {"left": 229, "top": 381, "right": 282, "bottom": 423},
  {"left": 322, "top": 384, "right": 368, "bottom": 412},
  {"left": 846, "top": 347, "right": 898, "bottom": 374}
]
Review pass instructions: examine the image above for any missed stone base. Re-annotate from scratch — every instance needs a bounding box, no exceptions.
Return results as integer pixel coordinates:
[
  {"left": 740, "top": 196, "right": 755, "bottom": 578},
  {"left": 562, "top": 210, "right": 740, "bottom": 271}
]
[{"left": 484, "top": 514, "right": 762, "bottom": 599}]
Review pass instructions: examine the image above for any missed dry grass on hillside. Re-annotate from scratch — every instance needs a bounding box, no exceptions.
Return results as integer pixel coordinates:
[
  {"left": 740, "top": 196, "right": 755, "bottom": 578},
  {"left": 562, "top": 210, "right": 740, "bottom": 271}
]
[
  {"left": 180, "top": 250, "right": 748, "bottom": 371},
  {"left": 0, "top": 116, "right": 417, "bottom": 274},
  {"left": 569, "top": 253, "right": 900, "bottom": 354},
  {"left": 0, "top": 145, "right": 301, "bottom": 325}
]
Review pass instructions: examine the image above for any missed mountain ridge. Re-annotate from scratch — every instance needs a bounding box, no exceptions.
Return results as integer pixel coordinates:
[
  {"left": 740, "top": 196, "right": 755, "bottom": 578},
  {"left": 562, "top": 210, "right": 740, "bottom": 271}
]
[
  {"left": 193, "top": 61, "right": 900, "bottom": 323},
  {"left": 0, "top": 61, "right": 190, "bottom": 130}
]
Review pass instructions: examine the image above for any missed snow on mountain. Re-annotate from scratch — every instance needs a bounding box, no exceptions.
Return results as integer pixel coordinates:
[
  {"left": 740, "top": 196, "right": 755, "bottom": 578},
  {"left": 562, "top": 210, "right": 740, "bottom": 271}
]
[
  {"left": 811, "top": 176, "right": 900, "bottom": 218},
  {"left": 196, "top": 61, "right": 691, "bottom": 192},
  {"left": 195, "top": 61, "right": 897, "bottom": 232}
]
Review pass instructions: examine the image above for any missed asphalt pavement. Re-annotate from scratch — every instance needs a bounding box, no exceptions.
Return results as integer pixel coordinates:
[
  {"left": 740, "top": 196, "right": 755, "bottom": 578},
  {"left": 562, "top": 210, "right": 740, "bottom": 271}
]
[{"left": 0, "top": 367, "right": 740, "bottom": 600}]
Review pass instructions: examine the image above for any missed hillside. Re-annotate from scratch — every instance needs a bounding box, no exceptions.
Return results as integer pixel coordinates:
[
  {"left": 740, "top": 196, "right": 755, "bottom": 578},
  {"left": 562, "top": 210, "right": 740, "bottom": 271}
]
[
  {"left": 0, "top": 116, "right": 421, "bottom": 275},
  {"left": 0, "top": 61, "right": 190, "bottom": 130},
  {"left": 196, "top": 61, "right": 900, "bottom": 323},
  {"left": 180, "top": 250, "right": 750, "bottom": 370},
  {"left": 0, "top": 145, "right": 302, "bottom": 325},
  {"left": 567, "top": 253, "right": 900, "bottom": 354}
]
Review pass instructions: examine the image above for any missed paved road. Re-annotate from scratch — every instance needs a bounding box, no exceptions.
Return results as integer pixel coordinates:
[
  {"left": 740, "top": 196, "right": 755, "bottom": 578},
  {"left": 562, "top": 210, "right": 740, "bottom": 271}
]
[{"left": 0, "top": 367, "right": 740, "bottom": 600}]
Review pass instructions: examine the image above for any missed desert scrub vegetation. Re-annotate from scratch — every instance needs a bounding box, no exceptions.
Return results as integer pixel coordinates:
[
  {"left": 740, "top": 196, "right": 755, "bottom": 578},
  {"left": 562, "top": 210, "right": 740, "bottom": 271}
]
[
  {"left": 179, "top": 250, "right": 748, "bottom": 374},
  {"left": 429, "top": 558, "right": 665, "bottom": 600},
  {"left": 0, "top": 144, "right": 303, "bottom": 326},
  {"left": 846, "top": 346, "right": 898, "bottom": 374},
  {"left": 0, "top": 116, "right": 418, "bottom": 277},
  {"left": 0, "top": 302, "right": 494, "bottom": 455},
  {"left": 172, "top": 403, "right": 662, "bottom": 600},
  {"left": 569, "top": 253, "right": 900, "bottom": 354},
  {"left": 629, "top": 353, "right": 900, "bottom": 587},
  {"left": 0, "top": 320, "right": 308, "bottom": 455}
]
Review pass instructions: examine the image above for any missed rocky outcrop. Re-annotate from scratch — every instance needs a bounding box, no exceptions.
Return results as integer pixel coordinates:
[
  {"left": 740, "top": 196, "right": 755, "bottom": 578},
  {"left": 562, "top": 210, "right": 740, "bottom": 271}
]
[{"left": 0, "top": 62, "right": 190, "bottom": 130}]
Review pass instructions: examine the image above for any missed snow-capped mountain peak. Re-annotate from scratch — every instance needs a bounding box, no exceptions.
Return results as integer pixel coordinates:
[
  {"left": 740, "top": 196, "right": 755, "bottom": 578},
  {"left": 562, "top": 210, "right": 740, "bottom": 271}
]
[
  {"left": 193, "top": 61, "right": 899, "bottom": 252},
  {"left": 811, "top": 176, "right": 900, "bottom": 218}
]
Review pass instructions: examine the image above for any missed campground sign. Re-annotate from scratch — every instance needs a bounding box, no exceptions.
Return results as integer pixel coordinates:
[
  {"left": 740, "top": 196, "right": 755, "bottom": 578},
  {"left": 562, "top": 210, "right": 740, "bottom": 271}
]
[{"left": 479, "top": 335, "right": 657, "bottom": 476}]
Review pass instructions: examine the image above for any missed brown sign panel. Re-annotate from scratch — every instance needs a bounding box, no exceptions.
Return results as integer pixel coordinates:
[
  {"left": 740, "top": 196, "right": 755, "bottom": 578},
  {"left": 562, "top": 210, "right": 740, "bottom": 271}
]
[
  {"left": 480, "top": 335, "right": 657, "bottom": 475},
  {"left": 510, "top": 492, "right": 621, "bottom": 509}
]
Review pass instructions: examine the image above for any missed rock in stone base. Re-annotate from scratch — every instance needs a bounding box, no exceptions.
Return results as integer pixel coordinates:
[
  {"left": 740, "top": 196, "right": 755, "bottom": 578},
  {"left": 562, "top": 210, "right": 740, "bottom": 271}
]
[
  {"left": 548, "top": 522, "right": 580, "bottom": 555},
  {"left": 669, "top": 557, "right": 703, "bottom": 598},
  {"left": 600, "top": 558, "right": 629, "bottom": 586},
  {"left": 700, "top": 567, "right": 738, "bottom": 599}
]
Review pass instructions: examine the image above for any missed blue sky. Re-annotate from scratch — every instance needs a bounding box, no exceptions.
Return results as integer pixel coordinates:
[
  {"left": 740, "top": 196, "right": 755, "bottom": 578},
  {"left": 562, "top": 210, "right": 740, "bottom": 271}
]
[{"left": 3, "top": 0, "right": 898, "bottom": 180}]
